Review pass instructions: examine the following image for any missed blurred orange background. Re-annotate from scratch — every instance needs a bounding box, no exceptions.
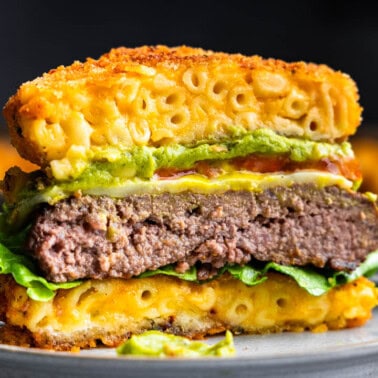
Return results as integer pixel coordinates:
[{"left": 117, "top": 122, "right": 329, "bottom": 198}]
[
  {"left": 0, "top": 139, "right": 38, "bottom": 179},
  {"left": 352, "top": 137, "right": 378, "bottom": 194}
]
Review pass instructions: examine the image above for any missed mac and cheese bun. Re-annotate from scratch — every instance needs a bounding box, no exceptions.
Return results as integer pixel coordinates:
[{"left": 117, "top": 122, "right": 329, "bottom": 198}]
[
  {"left": 4, "top": 46, "right": 361, "bottom": 172},
  {"left": 0, "top": 274, "right": 376, "bottom": 350}
]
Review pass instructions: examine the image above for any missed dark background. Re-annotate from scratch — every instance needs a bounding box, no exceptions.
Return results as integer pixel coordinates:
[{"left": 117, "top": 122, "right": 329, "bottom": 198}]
[{"left": 1, "top": 0, "right": 377, "bottom": 135}]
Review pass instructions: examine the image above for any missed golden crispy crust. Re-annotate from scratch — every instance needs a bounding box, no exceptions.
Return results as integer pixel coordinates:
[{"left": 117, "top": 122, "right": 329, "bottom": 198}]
[
  {"left": 0, "top": 273, "right": 376, "bottom": 351},
  {"left": 3, "top": 45, "right": 361, "bottom": 170}
]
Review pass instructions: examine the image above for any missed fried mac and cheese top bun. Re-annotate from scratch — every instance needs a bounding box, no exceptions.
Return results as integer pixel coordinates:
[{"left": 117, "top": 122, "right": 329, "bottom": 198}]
[
  {"left": 0, "top": 46, "right": 377, "bottom": 351},
  {"left": 4, "top": 45, "right": 361, "bottom": 177}
]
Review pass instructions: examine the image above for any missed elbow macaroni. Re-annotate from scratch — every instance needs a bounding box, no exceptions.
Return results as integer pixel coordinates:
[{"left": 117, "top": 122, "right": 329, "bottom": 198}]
[
  {"left": 4, "top": 46, "right": 362, "bottom": 173},
  {"left": 1, "top": 273, "right": 376, "bottom": 350}
]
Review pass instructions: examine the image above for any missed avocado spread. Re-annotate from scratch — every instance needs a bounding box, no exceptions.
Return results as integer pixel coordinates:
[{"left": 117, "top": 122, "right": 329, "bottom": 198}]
[
  {"left": 116, "top": 330, "right": 235, "bottom": 357},
  {"left": 50, "top": 128, "right": 353, "bottom": 180}
]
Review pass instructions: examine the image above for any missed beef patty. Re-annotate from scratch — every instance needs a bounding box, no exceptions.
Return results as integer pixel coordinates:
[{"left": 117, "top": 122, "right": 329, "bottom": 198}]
[{"left": 26, "top": 184, "right": 378, "bottom": 283}]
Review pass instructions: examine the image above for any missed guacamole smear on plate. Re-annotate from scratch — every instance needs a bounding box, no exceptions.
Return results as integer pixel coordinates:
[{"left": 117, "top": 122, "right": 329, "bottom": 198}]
[{"left": 116, "top": 330, "right": 235, "bottom": 357}]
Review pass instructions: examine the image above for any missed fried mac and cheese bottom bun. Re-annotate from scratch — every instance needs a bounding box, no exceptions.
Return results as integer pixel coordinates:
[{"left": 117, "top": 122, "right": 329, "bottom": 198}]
[
  {"left": 4, "top": 45, "right": 361, "bottom": 172},
  {"left": 0, "top": 273, "right": 376, "bottom": 351}
]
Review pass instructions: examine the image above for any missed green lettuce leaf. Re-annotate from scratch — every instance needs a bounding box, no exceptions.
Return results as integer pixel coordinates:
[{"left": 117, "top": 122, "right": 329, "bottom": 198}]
[
  {"left": 138, "top": 264, "right": 198, "bottom": 281},
  {"left": 349, "top": 250, "right": 378, "bottom": 279},
  {"left": 137, "top": 263, "right": 331, "bottom": 295},
  {"left": 0, "top": 243, "right": 81, "bottom": 301},
  {"left": 263, "top": 263, "right": 331, "bottom": 296},
  {"left": 330, "top": 249, "right": 378, "bottom": 286},
  {"left": 136, "top": 251, "right": 378, "bottom": 297},
  {"left": 221, "top": 264, "right": 267, "bottom": 286}
]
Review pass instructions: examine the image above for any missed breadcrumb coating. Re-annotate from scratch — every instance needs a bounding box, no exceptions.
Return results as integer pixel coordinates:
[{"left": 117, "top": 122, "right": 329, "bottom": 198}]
[
  {"left": 3, "top": 45, "right": 362, "bottom": 171},
  {"left": 0, "top": 273, "right": 376, "bottom": 351}
]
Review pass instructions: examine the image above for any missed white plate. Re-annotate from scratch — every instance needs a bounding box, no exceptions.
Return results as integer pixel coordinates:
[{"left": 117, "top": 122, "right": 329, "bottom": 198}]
[{"left": 1, "top": 308, "right": 378, "bottom": 378}]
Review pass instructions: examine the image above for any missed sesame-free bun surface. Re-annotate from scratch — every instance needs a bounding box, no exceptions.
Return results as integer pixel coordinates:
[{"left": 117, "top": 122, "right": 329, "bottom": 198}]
[{"left": 4, "top": 45, "right": 362, "bottom": 169}]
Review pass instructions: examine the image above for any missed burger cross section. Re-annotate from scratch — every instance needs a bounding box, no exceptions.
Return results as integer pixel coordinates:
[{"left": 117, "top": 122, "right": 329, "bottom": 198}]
[{"left": 0, "top": 45, "right": 377, "bottom": 351}]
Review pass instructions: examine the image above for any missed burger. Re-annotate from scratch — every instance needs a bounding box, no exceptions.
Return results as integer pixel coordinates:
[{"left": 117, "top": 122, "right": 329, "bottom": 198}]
[{"left": 0, "top": 46, "right": 377, "bottom": 351}]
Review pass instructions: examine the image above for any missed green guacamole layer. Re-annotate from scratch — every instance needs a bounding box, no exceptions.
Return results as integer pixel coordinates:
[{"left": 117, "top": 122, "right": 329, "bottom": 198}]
[{"left": 65, "top": 128, "right": 353, "bottom": 180}]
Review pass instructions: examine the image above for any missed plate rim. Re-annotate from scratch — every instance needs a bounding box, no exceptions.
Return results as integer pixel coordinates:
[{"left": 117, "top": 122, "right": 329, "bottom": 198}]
[{"left": 1, "top": 332, "right": 378, "bottom": 368}]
